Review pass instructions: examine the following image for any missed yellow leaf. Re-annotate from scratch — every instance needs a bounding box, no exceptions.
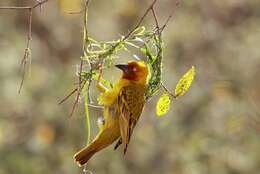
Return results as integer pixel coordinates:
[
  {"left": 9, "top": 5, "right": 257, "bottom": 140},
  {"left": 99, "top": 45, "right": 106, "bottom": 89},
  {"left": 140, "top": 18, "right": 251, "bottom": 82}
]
[
  {"left": 175, "top": 66, "right": 196, "bottom": 97},
  {"left": 156, "top": 92, "right": 171, "bottom": 116}
]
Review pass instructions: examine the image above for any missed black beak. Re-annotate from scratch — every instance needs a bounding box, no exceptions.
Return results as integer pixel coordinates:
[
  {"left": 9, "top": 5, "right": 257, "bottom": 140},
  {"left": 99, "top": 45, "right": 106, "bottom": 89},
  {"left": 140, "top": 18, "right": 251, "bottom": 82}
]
[{"left": 115, "top": 64, "right": 129, "bottom": 71}]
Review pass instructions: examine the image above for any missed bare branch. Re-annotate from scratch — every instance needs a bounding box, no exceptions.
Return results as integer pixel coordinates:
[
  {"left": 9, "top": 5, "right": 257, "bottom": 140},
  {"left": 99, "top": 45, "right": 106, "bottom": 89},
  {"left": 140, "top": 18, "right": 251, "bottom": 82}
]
[
  {"left": 70, "top": 60, "right": 85, "bottom": 117},
  {"left": 59, "top": 88, "right": 78, "bottom": 105},
  {"left": 151, "top": 7, "right": 160, "bottom": 31},
  {"left": 160, "top": 0, "right": 181, "bottom": 33}
]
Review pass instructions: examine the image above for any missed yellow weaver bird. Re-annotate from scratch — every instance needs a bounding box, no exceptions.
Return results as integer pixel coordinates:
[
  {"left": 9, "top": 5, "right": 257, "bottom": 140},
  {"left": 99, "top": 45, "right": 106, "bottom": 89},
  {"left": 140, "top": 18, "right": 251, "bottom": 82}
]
[{"left": 74, "top": 61, "right": 148, "bottom": 166}]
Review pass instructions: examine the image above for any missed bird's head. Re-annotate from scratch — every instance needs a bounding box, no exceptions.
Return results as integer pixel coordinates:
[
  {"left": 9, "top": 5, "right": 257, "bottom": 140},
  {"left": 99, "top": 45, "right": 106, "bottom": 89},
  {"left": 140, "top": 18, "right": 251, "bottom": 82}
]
[{"left": 115, "top": 61, "right": 148, "bottom": 83}]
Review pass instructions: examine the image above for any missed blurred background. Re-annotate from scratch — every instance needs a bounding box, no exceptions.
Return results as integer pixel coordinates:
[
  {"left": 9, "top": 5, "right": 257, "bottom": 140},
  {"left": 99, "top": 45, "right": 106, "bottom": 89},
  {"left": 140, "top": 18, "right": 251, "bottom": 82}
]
[{"left": 1, "top": 0, "right": 260, "bottom": 174}]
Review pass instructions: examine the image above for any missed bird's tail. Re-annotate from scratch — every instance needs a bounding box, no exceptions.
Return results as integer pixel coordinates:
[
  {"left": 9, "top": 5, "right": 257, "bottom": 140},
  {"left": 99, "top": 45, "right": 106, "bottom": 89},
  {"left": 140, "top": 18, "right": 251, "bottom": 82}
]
[
  {"left": 74, "top": 127, "right": 120, "bottom": 166},
  {"left": 73, "top": 142, "right": 98, "bottom": 166}
]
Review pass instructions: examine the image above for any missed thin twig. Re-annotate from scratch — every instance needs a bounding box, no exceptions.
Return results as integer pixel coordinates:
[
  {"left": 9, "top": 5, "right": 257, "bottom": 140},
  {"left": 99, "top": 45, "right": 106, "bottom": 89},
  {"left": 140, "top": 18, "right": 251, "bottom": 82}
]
[
  {"left": 161, "top": 83, "right": 177, "bottom": 99},
  {"left": 59, "top": 88, "right": 78, "bottom": 105},
  {"left": 160, "top": 0, "right": 181, "bottom": 33},
  {"left": 18, "top": 8, "right": 33, "bottom": 94},
  {"left": 70, "top": 60, "right": 84, "bottom": 117},
  {"left": 83, "top": 0, "right": 91, "bottom": 56},
  {"left": 151, "top": 7, "right": 160, "bottom": 32}
]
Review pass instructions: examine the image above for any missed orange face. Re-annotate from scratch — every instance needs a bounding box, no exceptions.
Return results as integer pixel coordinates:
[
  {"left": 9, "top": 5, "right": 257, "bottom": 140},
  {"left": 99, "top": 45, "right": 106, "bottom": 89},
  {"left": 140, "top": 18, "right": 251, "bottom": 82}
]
[{"left": 115, "top": 61, "right": 148, "bottom": 82}]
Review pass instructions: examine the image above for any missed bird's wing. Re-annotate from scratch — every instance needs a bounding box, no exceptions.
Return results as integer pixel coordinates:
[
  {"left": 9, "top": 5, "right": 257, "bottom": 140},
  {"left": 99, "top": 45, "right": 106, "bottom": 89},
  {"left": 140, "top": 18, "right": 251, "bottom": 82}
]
[{"left": 117, "top": 84, "right": 145, "bottom": 154}]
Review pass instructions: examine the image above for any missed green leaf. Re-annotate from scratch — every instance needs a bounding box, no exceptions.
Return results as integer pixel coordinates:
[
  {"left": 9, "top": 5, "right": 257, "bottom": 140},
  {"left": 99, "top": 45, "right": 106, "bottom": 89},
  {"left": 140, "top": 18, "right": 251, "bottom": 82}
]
[
  {"left": 175, "top": 66, "right": 196, "bottom": 97},
  {"left": 141, "top": 43, "right": 155, "bottom": 62},
  {"left": 156, "top": 92, "right": 171, "bottom": 116},
  {"left": 144, "top": 34, "right": 163, "bottom": 98}
]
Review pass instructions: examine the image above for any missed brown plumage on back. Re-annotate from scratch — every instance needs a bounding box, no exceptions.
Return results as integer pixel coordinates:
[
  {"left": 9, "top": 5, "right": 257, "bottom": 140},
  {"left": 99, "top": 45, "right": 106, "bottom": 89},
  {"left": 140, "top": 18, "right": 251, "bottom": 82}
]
[{"left": 116, "top": 83, "right": 146, "bottom": 153}]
